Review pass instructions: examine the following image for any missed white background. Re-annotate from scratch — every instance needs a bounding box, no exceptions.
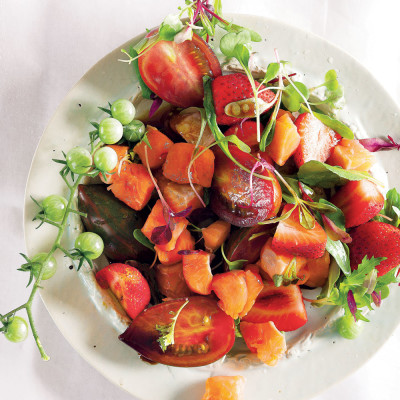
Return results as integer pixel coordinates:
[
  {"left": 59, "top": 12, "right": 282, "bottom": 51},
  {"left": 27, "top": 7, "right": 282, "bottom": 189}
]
[{"left": 1, "top": 0, "right": 400, "bottom": 399}]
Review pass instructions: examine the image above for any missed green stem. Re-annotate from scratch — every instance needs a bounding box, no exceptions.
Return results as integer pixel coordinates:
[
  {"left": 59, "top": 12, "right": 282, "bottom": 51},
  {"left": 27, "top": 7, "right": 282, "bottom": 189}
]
[
  {"left": 34, "top": 215, "right": 62, "bottom": 229},
  {"left": 67, "top": 209, "right": 87, "bottom": 218},
  {"left": 57, "top": 245, "right": 76, "bottom": 259}
]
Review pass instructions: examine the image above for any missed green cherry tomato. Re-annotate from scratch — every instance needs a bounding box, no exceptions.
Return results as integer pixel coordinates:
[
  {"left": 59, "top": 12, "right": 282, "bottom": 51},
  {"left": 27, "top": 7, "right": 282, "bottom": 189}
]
[
  {"left": 75, "top": 232, "right": 104, "bottom": 260},
  {"left": 123, "top": 119, "right": 146, "bottom": 142},
  {"left": 4, "top": 316, "right": 29, "bottom": 343},
  {"left": 336, "top": 314, "right": 363, "bottom": 340},
  {"left": 94, "top": 147, "right": 118, "bottom": 172},
  {"left": 99, "top": 118, "right": 123, "bottom": 144},
  {"left": 31, "top": 252, "right": 57, "bottom": 280},
  {"left": 66, "top": 147, "right": 92, "bottom": 174},
  {"left": 41, "top": 195, "right": 68, "bottom": 222},
  {"left": 111, "top": 99, "right": 136, "bottom": 125}
]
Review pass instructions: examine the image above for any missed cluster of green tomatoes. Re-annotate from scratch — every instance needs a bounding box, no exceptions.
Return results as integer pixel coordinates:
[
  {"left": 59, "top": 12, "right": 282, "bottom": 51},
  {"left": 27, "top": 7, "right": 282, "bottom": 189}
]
[{"left": 2, "top": 99, "right": 145, "bottom": 344}]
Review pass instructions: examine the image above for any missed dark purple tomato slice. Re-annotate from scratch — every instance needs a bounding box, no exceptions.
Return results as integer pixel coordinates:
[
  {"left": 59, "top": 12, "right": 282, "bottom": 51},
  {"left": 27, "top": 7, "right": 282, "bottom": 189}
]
[
  {"left": 119, "top": 296, "right": 235, "bottom": 367},
  {"left": 211, "top": 146, "right": 282, "bottom": 227}
]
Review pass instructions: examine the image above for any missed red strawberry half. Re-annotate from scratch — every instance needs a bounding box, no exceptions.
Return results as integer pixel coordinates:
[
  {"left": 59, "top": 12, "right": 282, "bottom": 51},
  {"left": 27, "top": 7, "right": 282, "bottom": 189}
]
[
  {"left": 211, "top": 73, "right": 275, "bottom": 125},
  {"left": 224, "top": 120, "right": 264, "bottom": 147},
  {"left": 241, "top": 282, "right": 307, "bottom": 332},
  {"left": 331, "top": 180, "right": 384, "bottom": 228},
  {"left": 349, "top": 221, "right": 400, "bottom": 276},
  {"left": 272, "top": 204, "right": 327, "bottom": 259},
  {"left": 294, "top": 113, "right": 340, "bottom": 167}
]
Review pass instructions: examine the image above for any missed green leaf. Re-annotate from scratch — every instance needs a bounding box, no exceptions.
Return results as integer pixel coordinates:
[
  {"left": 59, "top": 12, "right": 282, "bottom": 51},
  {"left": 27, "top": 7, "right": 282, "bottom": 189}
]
[
  {"left": 223, "top": 135, "right": 251, "bottom": 153},
  {"left": 158, "top": 14, "right": 183, "bottom": 41},
  {"left": 317, "top": 261, "right": 340, "bottom": 301},
  {"left": 200, "top": 10, "right": 215, "bottom": 37},
  {"left": 213, "top": 0, "right": 222, "bottom": 15},
  {"left": 129, "top": 47, "right": 153, "bottom": 99},
  {"left": 324, "top": 69, "right": 339, "bottom": 91},
  {"left": 221, "top": 242, "right": 247, "bottom": 270},
  {"left": 282, "top": 82, "right": 309, "bottom": 112},
  {"left": 133, "top": 229, "right": 155, "bottom": 251},
  {"left": 299, "top": 205, "right": 315, "bottom": 230},
  {"left": 376, "top": 266, "right": 400, "bottom": 287},
  {"left": 220, "top": 30, "right": 251, "bottom": 58},
  {"left": 317, "top": 199, "right": 345, "bottom": 229},
  {"left": 233, "top": 43, "right": 250, "bottom": 67},
  {"left": 326, "top": 237, "right": 351, "bottom": 275},
  {"left": 298, "top": 160, "right": 375, "bottom": 189},
  {"left": 261, "top": 62, "right": 280, "bottom": 84},
  {"left": 375, "top": 188, "right": 400, "bottom": 227},
  {"left": 345, "top": 256, "right": 384, "bottom": 286},
  {"left": 313, "top": 111, "right": 354, "bottom": 139}
]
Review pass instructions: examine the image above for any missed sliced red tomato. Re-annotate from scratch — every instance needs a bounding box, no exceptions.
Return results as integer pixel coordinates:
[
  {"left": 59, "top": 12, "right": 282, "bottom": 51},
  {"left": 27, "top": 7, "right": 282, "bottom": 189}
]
[
  {"left": 96, "top": 263, "right": 150, "bottom": 320},
  {"left": 138, "top": 34, "right": 222, "bottom": 107},
  {"left": 119, "top": 297, "right": 235, "bottom": 367},
  {"left": 241, "top": 282, "right": 307, "bottom": 332}
]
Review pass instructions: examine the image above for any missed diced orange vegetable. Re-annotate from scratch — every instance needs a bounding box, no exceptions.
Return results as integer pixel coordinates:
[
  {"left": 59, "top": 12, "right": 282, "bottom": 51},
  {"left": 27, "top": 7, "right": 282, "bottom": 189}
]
[
  {"left": 211, "top": 270, "right": 248, "bottom": 319},
  {"left": 266, "top": 113, "right": 300, "bottom": 166},
  {"left": 163, "top": 142, "right": 215, "bottom": 187},
  {"left": 305, "top": 251, "right": 331, "bottom": 287},
  {"left": 155, "top": 229, "right": 195, "bottom": 266},
  {"left": 260, "top": 238, "right": 308, "bottom": 285},
  {"left": 109, "top": 162, "right": 154, "bottom": 211},
  {"left": 134, "top": 125, "right": 174, "bottom": 169},
  {"left": 202, "top": 376, "right": 246, "bottom": 400},
  {"left": 244, "top": 263, "right": 270, "bottom": 281},
  {"left": 327, "top": 138, "right": 376, "bottom": 171},
  {"left": 155, "top": 262, "right": 192, "bottom": 299},
  {"left": 202, "top": 220, "right": 231, "bottom": 252},
  {"left": 156, "top": 172, "right": 204, "bottom": 214},
  {"left": 141, "top": 200, "right": 188, "bottom": 251},
  {"left": 240, "top": 321, "right": 286, "bottom": 366},
  {"left": 277, "top": 109, "right": 295, "bottom": 121},
  {"left": 239, "top": 270, "right": 263, "bottom": 318},
  {"left": 100, "top": 145, "right": 129, "bottom": 184},
  {"left": 182, "top": 251, "right": 213, "bottom": 295}
]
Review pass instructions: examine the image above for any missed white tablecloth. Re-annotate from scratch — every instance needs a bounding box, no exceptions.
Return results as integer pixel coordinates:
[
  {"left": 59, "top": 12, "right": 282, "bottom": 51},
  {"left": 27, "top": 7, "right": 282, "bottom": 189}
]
[{"left": 1, "top": 0, "right": 399, "bottom": 399}]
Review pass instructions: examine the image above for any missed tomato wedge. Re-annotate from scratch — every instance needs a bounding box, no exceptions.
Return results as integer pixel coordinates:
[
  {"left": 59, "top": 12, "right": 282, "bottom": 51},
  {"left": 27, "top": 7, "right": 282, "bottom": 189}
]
[
  {"left": 119, "top": 296, "right": 235, "bottom": 367},
  {"left": 138, "top": 34, "right": 221, "bottom": 107}
]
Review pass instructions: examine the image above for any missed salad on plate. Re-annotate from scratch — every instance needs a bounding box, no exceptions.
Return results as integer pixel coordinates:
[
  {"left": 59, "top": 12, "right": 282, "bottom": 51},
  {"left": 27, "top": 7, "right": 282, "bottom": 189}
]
[{"left": 2, "top": 1, "right": 400, "bottom": 398}]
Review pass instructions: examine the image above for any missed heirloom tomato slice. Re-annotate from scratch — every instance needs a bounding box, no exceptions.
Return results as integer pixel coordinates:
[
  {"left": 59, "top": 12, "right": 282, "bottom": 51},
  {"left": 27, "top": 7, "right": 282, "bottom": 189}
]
[
  {"left": 119, "top": 296, "right": 235, "bottom": 367},
  {"left": 138, "top": 34, "right": 221, "bottom": 107}
]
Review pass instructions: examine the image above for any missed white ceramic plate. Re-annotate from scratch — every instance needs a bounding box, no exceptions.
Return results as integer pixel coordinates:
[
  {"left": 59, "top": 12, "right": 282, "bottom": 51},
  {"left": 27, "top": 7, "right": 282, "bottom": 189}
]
[{"left": 24, "top": 14, "right": 400, "bottom": 400}]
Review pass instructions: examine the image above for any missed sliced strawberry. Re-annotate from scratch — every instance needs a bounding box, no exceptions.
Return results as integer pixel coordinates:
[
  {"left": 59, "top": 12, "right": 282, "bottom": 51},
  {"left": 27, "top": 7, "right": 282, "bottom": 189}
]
[
  {"left": 156, "top": 171, "right": 204, "bottom": 214},
  {"left": 260, "top": 237, "right": 308, "bottom": 284},
  {"left": 182, "top": 251, "right": 213, "bottom": 295},
  {"left": 238, "top": 270, "right": 263, "bottom": 318},
  {"left": 202, "top": 376, "right": 246, "bottom": 400},
  {"left": 141, "top": 200, "right": 188, "bottom": 251},
  {"left": 240, "top": 321, "right": 286, "bottom": 366},
  {"left": 155, "top": 262, "right": 192, "bottom": 299},
  {"left": 272, "top": 204, "right": 327, "bottom": 259},
  {"left": 327, "top": 138, "right": 376, "bottom": 171},
  {"left": 349, "top": 221, "right": 400, "bottom": 276},
  {"left": 155, "top": 229, "right": 195, "bottom": 266},
  {"left": 224, "top": 120, "right": 264, "bottom": 147},
  {"left": 293, "top": 113, "right": 340, "bottom": 167},
  {"left": 211, "top": 73, "right": 276, "bottom": 125},
  {"left": 305, "top": 251, "right": 330, "bottom": 288},
  {"left": 241, "top": 282, "right": 308, "bottom": 331},
  {"left": 331, "top": 180, "right": 384, "bottom": 228},
  {"left": 211, "top": 270, "right": 248, "bottom": 319},
  {"left": 96, "top": 263, "right": 150, "bottom": 320}
]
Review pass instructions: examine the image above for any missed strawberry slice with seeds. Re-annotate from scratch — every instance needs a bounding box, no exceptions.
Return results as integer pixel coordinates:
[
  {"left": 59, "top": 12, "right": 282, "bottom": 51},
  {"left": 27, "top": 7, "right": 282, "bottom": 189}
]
[
  {"left": 241, "top": 281, "right": 307, "bottom": 332},
  {"left": 272, "top": 204, "right": 327, "bottom": 259},
  {"left": 211, "top": 73, "right": 276, "bottom": 125},
  {"left": 182, "top": 251, "right": 213, "bottom": 295},
  {"left": 331, "top": 180, "right": 384, "bottom": 228},
  {"left": 349, "top": 221, "right": 400, "bottom": 276},
  {"left": 294, "top": 113, "right": 340, "bottom": 167}
]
